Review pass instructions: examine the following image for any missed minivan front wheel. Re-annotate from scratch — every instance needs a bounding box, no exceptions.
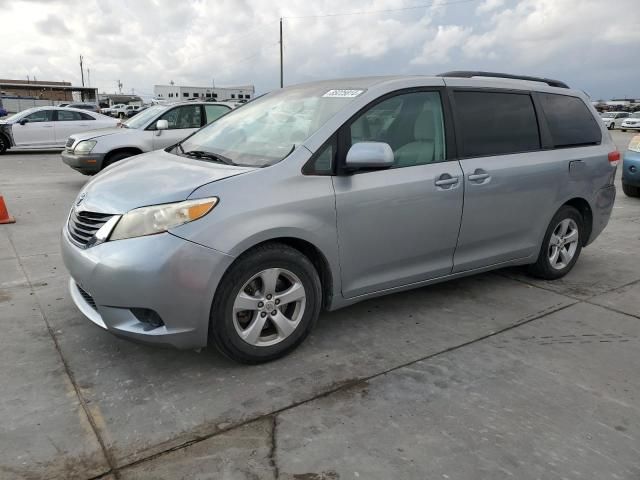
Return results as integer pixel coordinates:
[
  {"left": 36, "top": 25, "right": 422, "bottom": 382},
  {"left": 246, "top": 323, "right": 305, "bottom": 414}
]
[
  {"left": 528, "top": 206, "right": 583, "bottom": 280},
  {"left": 209, "top": 243, "right": 322, "bottom": 363}
]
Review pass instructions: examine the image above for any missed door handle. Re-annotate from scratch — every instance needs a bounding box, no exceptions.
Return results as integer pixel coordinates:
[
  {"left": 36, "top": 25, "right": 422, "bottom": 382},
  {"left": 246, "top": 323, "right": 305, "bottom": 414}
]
[
  {"left": 434, "top": 174, "right": 459, "bottom": 187},
  {"left": 468, "top": 169, "right": 490, "bottom": 183}
]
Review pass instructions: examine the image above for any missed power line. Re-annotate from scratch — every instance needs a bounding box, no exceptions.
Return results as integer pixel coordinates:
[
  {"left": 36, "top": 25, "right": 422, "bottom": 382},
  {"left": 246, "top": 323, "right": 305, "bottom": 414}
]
[{"left": 284, "top": 0, "right": 479, "bottom": 19}]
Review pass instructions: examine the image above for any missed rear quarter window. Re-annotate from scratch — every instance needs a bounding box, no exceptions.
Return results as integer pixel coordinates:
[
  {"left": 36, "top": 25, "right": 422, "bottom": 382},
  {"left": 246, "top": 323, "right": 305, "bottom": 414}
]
[{"left": 537, "top": 93, "right": 601, "bottom": 148}]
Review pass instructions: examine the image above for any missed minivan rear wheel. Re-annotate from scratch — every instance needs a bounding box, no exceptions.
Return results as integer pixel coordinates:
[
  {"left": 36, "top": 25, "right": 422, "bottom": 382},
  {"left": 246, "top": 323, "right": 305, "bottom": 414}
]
[
  {"left": 527, "top": 206, "right": 583, "bottom": 280},
  {"left": 209, "top": 243, "right": 322, "bottom": 364}
]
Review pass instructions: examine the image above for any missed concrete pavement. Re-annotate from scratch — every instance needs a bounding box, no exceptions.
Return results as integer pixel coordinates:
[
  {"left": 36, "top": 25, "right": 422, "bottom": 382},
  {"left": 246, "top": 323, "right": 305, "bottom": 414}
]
[{"left": 0, "top": 132, "right": 638, "bottom": 479}]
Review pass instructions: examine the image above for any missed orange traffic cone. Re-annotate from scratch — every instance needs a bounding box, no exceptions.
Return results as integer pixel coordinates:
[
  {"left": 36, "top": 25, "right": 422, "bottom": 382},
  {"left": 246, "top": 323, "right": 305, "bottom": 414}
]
[{"left": 0, "top": 196, "right": 16, "bottom": 224}]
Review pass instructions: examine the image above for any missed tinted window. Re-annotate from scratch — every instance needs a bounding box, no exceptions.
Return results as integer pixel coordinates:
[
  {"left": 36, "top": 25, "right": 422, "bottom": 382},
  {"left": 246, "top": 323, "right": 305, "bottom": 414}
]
[
  {"left": 57, "top": 110, "right": 83, "bottom": 121},
  {"left": 24, "top": 110, "right": 54, "bottom": 122},
  {"left": 453, "top": 91, "right": 540, "bottom": 157},
  {"left": 79, "top": 112, "right": 95, "bottom": 120},
  {"left": 349, "top": 91, "right": 446, "bottom": 167},
  {"left": 204, "top": 104, "right": 230, "bottom": 124},
  {"left": 538, "top": 93, "right": 601, "bottom": 148},
  {"left": 158, "top": 105, "right": 202, "bottom": 129}
]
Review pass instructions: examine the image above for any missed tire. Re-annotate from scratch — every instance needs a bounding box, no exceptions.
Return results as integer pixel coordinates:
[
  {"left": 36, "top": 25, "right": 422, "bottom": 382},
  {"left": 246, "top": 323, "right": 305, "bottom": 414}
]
[
  {"left": 209, "top": 243, "right": 322, "bottom": 364},
  {"left": 527, "top": 206, "right": 584, "bottom": 280},
  {"left": 608, "top": 123, "right": 613, "bottom": 130},
  {"left": 621, "top": 129, "right": 627, "bottom": 132},
  {"left": 102, "top": 151, "right": 135, "bottom": 170},
  {"left": 0, "top": 134, "right": 8, "bottom": 154},
  {"left": 622, "top": 183, "right": 640, "bottom": 197}
]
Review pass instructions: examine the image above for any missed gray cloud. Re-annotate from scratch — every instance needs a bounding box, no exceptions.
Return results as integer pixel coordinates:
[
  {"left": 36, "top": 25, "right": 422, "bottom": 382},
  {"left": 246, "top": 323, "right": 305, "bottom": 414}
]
[{"left": 1, "top": 0, "right": 638, "bottom": 100}]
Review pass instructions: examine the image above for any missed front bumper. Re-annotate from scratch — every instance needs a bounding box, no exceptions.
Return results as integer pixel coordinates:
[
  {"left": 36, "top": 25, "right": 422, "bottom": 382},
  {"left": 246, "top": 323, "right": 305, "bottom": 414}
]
[
  {"left": 622, "top": 151, "right": 640, "bottom": 187},
  {"left": 61, "top": 228, "right": 235, "bottom": 349},
  {"left": 621, "top": 124, "right": 640, "bottom": 130},
  {"left": 61, "top": 150, "right": 106, "bottom": 175}
]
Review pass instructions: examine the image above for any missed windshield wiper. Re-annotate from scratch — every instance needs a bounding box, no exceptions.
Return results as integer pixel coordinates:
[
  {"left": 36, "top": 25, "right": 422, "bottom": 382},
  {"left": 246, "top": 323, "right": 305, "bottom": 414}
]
[{"left": 182, "top": 150, "right": 235, "bottom": 165}]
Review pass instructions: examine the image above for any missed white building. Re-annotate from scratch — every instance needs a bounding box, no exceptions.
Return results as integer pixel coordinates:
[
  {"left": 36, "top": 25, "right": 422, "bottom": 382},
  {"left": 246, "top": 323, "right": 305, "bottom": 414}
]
[{"left": 153, "top": 84, "right": 255, "bottom": 102}]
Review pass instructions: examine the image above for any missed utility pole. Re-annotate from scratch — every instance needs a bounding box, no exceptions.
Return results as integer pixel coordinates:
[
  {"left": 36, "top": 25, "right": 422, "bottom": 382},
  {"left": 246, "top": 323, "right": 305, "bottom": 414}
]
[
  {"left": 79, "top": 55, "right": 85, "bottom": 86},
  {"left": 279, "top": 17, "right": 284, "bottom": 88},
  {"left": 117, "top": 80, "right": 123, "bottom": 94}
]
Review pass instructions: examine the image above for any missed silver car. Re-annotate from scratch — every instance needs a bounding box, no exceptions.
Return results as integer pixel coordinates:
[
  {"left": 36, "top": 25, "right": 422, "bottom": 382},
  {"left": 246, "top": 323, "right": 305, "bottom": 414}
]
[{"left": 61, "top": 72, "right": 618, "bottom": 363}]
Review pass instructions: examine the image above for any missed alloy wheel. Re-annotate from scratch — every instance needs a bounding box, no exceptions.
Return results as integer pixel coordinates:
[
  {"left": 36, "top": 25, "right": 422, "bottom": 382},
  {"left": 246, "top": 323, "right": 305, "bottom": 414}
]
[
  {"left": 548, "top": 218, "right": 579, "bottom": 270},
  {"left": 232, "top": 268, "right": 306, "bottom": 347}
]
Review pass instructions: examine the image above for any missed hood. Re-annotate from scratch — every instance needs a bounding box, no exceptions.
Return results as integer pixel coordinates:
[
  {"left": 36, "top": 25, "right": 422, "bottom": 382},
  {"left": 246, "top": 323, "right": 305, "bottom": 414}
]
[
  {"left": 69, "top": 126, "right": 130, "bottom": 142},
  {"left": 77, "top": 149, "right": 256, "bottom": 213}
]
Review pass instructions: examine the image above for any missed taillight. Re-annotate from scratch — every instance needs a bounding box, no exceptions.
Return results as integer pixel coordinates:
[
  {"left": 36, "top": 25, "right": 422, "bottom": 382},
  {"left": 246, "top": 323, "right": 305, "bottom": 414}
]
[{"left": 608, "top": 150, "right": 620, "bottom": 167}]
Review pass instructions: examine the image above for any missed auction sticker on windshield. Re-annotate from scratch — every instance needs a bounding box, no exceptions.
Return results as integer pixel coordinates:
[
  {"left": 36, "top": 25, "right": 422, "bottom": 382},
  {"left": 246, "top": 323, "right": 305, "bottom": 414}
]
[{"left": 322, "top": 89, "right": 364, "bottom": 98}]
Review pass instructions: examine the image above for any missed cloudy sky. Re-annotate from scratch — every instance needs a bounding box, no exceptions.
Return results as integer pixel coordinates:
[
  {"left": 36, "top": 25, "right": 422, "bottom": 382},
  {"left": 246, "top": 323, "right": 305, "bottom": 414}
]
[{"left": 1, "top": 0, "right": 639, "bottom": 100}]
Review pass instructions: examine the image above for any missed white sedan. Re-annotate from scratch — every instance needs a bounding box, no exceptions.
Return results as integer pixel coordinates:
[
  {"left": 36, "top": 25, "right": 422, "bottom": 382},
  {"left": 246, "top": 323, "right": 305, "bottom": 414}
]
[{"left": 0, "top": 107, "right": 118, "bottom": 154}]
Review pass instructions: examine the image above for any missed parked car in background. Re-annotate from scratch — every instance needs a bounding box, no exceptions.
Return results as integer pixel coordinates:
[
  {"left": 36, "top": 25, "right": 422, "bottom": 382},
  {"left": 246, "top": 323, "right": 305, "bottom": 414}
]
[
  {"left": 66, "top": 103, "right": 101, "bottom": 113},
  {"left": 600, "top": 111, "right": 629, "bottom": 130},
  {"left": 120, "top": 105, "right": 141, "bottom": 118},
  {"left": 622, "top": 135, "right": 640, "bottom": 197},
  {"left": 60, "top": 72, "right": 617, "bottom": 363},
  {"left": 125, "top": 105, "right": 147, "bottom": 118},
  {"left": 100, "top": 104, "right": 126, "bottom": 116},
  {"left": 62, "top": 101, "right": 234, "bottom": 173},
  {"left": 620, "top": 112, "right": 640, "bottom": 132},
  {"left": 0, "top": 107, "right": 118, "bottom": 154}
]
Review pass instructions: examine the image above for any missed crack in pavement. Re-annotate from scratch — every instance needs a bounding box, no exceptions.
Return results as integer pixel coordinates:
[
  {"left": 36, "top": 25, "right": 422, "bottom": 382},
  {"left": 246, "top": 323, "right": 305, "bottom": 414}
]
[
  {"left": 5, "top": 232, "right": 119, "bottom": 480},
  {"left": 270, "top": 415, "right": 280, "bottom": 480},
  {"left": 100, "top": 299, "right": 581, "bottom": 478}
]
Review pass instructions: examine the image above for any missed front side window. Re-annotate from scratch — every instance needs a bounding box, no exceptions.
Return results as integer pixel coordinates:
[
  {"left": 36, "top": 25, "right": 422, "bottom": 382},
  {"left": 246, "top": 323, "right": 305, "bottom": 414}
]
[
  {"left": 204, "top": 104, "right": 230, "bottom": 124},
  {"left": 24, "top": 110, "right": 54, "bottom": 122},
  {"left": 349, "top": 91, "right": 446, "bottom": 167},
  {"left": 538, "top": 93, "right": 601, "bottom": 148},
  {"left": 158, "top": 105, "right": 202, "bottom": 129},
  {"left": 453, "top": 91, "right": 540, "bottom": 157}
]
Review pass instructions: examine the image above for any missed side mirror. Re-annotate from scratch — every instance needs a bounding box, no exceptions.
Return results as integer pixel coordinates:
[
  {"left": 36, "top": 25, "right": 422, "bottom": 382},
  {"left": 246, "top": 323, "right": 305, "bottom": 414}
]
[
  {"left": 19, "top": 119, "right": 28, "bottom": 125},
  {"left": 155, "top": 119, "right": 168, "bottom": 136},
  {"left": 345, "top": 141, "right": 394, "bottom": 170}
]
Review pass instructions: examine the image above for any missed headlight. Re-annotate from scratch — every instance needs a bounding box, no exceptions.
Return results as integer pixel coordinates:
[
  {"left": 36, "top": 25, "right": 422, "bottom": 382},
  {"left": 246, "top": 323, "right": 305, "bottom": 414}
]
[
  {"left": 74, "top": 140, "right": 97, "bottom": 154},
  {"left": 109, "top": 197, "right": 218, "bottom": 241}
]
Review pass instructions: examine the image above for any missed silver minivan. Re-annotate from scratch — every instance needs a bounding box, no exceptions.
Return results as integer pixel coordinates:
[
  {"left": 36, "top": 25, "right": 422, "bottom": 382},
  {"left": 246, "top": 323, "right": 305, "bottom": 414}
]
[{"left": 61, "top": 72, "right": 618, "bottom": 363}]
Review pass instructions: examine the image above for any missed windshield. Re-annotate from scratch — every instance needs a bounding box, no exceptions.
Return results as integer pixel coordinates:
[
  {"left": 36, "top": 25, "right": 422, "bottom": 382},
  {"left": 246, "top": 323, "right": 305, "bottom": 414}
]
[
  {"left": 630, "top": 112, "right": 640, "bottom": 118},
  {"left": 178, "top": 85, "right": 365, "bottom": 167},
  {"left": 600, "top": 112, "right": 615, "bottom": 117},
  {"left": 122, "top": 105, "right": 167, "bottom": 129}
]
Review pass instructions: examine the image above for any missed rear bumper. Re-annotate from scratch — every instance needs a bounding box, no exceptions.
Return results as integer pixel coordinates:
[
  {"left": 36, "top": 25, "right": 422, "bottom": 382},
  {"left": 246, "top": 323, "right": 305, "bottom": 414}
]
[
  {"left": 586, "top": 184, "right": 616, "bottom": 246},
  {"left": 61, "top": 228, "right": 235, "bottom": 349},
  {"left": 61, "top": 150, "right": 105, "bottom": 174}
]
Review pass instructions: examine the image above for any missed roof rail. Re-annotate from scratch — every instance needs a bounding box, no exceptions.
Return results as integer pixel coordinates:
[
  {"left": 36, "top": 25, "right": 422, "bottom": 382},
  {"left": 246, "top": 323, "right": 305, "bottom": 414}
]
[{"left": 437, "top": 71, "right": 570, "bottom": 89}]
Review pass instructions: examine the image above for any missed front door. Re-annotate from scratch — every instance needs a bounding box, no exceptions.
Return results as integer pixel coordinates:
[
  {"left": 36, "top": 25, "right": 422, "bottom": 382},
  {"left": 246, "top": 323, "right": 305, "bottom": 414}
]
[
  {"left": 151, "top": 104, "right": 204, "bottom": 149},
  {"left": 333, "top": 90, "right": 464, "bottom": 298},
  {"left": 12, "top": 109, "right": 55, "bottom": 146}
]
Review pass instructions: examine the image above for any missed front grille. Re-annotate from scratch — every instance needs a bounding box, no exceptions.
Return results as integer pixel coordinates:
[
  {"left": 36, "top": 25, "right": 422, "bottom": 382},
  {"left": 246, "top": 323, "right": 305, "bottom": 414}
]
[
  {"left": 65, "top": 138, "right": 75, "bottom": 148},
  {"left": 76, "top": 284, "right": 96, "bottom": 310},
  {"left": 68, "top": 210, "right": 115, "bottom": 247}
]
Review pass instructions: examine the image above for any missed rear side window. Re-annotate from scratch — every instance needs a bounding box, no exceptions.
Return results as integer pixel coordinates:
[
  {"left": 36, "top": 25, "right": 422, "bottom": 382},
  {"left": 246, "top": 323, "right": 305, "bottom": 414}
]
[
  {"left": 453, "top": 91, "right": 540, "bottom": 157},
  {"left": 538, "top": 93, "right": 601, "bottom": 148}
]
